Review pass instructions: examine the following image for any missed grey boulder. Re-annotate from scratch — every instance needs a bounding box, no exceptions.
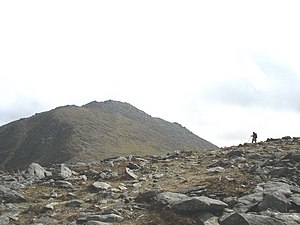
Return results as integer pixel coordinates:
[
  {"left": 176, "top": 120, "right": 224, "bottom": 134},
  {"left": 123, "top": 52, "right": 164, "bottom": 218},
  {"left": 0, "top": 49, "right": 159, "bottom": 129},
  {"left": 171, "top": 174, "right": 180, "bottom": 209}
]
[
  {"left": 171, "top": 196, "right": 228, "bottom": 213},
  {"left": 219, "top": 212, "right": 285, "bottom": 225}
]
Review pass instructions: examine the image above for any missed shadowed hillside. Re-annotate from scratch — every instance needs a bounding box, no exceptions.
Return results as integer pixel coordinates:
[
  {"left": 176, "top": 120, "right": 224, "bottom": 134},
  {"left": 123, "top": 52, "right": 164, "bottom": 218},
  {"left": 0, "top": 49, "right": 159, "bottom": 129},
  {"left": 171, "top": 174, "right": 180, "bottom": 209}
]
[{"left": 0, "top": 100, "right": 217, "bottom": 170}]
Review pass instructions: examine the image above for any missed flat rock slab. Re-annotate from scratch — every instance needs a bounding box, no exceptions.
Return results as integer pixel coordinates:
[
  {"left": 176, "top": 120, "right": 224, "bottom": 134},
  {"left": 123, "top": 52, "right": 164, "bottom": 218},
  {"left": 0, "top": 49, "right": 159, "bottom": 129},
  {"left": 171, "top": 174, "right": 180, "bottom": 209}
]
[
  {"left": 155, "top": 192, "right": 189, "bottom": 206},
  {"left": 86, "top": 214, "right": 124, "bottom": 222},
  {"left": 171, "top": 196, "right": 228, "bottom": 213},
  {"left": 92, "top": 182, "right": 111, "bottom": 191}
]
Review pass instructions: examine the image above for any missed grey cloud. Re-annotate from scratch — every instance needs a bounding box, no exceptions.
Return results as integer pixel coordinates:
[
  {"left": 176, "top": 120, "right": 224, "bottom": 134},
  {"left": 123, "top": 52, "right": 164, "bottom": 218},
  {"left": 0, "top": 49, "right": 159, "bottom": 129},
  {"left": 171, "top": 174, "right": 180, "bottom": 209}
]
[
  {"left": 253, "top": 54, "right": 300, "bottom": 111},
  {"left": 217, "top": 129, "right": 250, "bottom": 142},
  {"left": 0, "top": 98, "right": 45, "bottom": 126},
  {"left": 205, "top": 78, "right": 260, "bottom": 107},
  {"left": 205, "top": 55, "right": 300, "bottom": 112},
  {"left": 253, "top": 54, "right": 299, "bottom": 82}
]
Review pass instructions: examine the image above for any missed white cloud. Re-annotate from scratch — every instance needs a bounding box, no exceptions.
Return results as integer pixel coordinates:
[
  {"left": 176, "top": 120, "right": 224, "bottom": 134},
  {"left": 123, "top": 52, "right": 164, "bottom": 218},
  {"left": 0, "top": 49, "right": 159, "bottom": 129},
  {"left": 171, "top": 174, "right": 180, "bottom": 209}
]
[{"left": 1, "top": 1, "right": 300, "bottom": 147}]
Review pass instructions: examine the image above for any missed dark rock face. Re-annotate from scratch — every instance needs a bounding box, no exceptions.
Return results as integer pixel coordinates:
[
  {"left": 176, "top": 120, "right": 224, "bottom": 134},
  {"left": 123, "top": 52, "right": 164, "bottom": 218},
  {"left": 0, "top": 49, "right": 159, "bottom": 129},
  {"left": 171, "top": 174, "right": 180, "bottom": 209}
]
[
  {"left": 0, "top": 100, "right": 217, "bottom": 171},
  {"left": 0, "top": 185, "right": 26, "bottom": 203},
  {"left": 1, "top": 137, "right": 300, "bottom": 224},
  {"left": 219, "top": 212, "right": 249, "bottom": 225},
  {"left": 155, "top": 192, "right": 189, "bottom": 206},
  {"left": 258, "top": 192, "right": 290, "bottom": 212},
  {"left": 171, "top": 196, "right": 228, "bottom": 213},
  {"left": 219, "top": 212, "right": 286, "bottom": 225}
]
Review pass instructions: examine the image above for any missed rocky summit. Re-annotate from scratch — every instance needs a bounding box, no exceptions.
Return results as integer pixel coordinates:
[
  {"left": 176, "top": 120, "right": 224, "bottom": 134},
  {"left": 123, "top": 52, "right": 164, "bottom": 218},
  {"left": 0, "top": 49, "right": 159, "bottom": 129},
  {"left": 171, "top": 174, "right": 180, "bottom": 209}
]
[
  {"left": 1, "top": 136, "right": 300, "bottom": 224},
  {"left": 0, "top": 100, "right": 217, "bottom": 171}
]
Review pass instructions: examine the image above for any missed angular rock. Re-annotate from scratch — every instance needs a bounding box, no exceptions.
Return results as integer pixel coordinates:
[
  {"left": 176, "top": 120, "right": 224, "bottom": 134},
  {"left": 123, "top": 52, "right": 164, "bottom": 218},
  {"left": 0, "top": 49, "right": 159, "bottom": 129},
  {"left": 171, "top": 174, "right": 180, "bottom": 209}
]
[
  {"left": 125, "top": 167, "right": 138, "bottom": 180},
  {"left": 219, "top": 212, "right": 248, "bottom": 225},
  {"left": 155, "top": 192, "right": 189, "bottom": 206},
  {"left": 244, "top": 213, "right": 286, "bottom": 225},
  {"left": 99, "top": 171, "right": 118, "bottom": 180},
  {"left": 138, "top": 189, "right": 160, "bottom": 201},
  {"left": 233, "top": 191, "right": 263, "bottom": 213},
  {"left": 112, "top": 156, "right": 128, "bottom": 162},
  {"left": 282, "top": 152, "right": 300, "bottom": 162},
  {"left": 0, "top": 185, "right": 26, "bottom": 203},
  {"left": 223, "top": 197, "right": 238, "bottom": 208},
  {"left": 258, "top": 192, "right": 290, "bottom": 212},
  {"left": 86, "top": 214, "right": 124, "bottom": 222},
  {"left": 273, "top": 213, "right": 300, "bottom": 225},
  {"left": 57, "top": 164, "right": 73, "bottom": 179},
  {"left": 181, "top": 186, "right": 206, "bottom": 196},
  {"left": 219, "top": 212, "right": 285, "bottom": 225},
  {"left": 153, "top": 173, "right": 164, "bottom": 179},
  {"left": 0, "top": 216, "right": 10, "bottom": 225},
  {"left": 127, "top": 162, "right": 140, "bottom": 170},
  {"left": 259, "top": 181, "right": 292, "bottom": 196},
  {"left": 269, "top": 167, "right": 290, "bottom": 177},
  {"left": 43, "top": 202, "right": 58, "bottom": 211},
  {"left": 92, "top": 182, "right": 111, "bottom": 191},
  {"left": 0, "top": 202, "right": 22, "bottom": 224},
  {"left": 85, "top": 169, "right": 99, "bottom": 178},
  {"left": 1, "top": 175, "right": 18, "bottom": 182},
  {"left": 50, "top": 191, "right": 58, "bottom": 198},
  {"left": 171, "top": 196, "right": 228, "bottom": 213},
  {"left": 66, "top": 199, "right": 84, "bottom": 208},
  {"left": 27, "top": 163, "right": 50, "bottom": 179},
  {"left": 207, "top": 167, "right": 225, "bottom": 173},
  {"left": 132, "top": 182, "right": 142, "bottom": 188},
  {"left": 54, "top": 180, "right": 73, "bottom": 188},
  {"left": 226, "top": 150, "right": 243, "bottom": 158},
  {"left": 290, "top": 193, "right": 300, "bottom": 207}
]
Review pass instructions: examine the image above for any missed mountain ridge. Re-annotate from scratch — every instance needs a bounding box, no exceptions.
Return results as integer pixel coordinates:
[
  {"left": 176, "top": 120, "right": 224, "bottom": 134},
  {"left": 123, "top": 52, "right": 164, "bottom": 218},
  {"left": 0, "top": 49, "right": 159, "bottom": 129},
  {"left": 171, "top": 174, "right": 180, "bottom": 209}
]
[{"left": 0, "top": 100, "right": 217, "bottom": 170}]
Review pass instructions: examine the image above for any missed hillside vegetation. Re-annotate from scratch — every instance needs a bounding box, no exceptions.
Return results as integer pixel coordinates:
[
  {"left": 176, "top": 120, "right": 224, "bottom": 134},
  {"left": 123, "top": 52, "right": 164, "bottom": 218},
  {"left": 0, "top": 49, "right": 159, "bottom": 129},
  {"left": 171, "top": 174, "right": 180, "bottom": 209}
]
[{"left": 0, "top": 100, "right": 217, "bottom": 170}]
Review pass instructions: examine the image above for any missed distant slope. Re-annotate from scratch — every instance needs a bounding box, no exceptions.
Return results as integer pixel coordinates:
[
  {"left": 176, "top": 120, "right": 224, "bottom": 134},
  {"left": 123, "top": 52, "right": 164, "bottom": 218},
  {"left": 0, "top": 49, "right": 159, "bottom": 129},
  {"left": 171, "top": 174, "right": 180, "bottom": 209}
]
[{"left": 0, "top": 100, "right": 218, "bottom": 170}]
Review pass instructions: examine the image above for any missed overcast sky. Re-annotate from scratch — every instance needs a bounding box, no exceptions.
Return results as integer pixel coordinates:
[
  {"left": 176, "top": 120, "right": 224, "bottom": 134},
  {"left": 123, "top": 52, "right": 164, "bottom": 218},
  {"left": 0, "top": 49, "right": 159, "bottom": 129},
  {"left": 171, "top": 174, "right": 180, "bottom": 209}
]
[{"left": 1, "top": 1, "right": 300, "bottom": 147}]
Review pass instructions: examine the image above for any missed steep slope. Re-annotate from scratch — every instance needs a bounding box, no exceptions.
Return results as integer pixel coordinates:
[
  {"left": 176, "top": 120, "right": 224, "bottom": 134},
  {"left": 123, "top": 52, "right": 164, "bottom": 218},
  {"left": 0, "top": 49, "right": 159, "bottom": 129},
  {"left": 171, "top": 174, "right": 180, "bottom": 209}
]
[{"left": 0, "top": 100, "right": 217, "bottom": 170}]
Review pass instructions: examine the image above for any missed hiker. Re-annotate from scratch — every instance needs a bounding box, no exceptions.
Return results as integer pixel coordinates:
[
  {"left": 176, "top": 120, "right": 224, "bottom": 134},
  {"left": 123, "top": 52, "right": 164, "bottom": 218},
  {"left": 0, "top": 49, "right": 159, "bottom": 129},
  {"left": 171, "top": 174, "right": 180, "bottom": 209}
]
[{"left": 251, "top": 132, "right": 257, "bottom": 143}]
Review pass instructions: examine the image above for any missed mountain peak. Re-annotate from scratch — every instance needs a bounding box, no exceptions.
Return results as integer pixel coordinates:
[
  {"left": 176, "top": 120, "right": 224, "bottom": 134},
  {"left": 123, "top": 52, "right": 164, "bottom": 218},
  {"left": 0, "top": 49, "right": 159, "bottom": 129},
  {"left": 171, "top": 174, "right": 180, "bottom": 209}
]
[
  {"left": 83, "top": 100, "right": 125, "bottom": 107},
  {"left": 0, "top": 101, "right": 217, "bottom": 170},
  {"left": 83, "top": 100, "right": 139, "bottom": 111}
]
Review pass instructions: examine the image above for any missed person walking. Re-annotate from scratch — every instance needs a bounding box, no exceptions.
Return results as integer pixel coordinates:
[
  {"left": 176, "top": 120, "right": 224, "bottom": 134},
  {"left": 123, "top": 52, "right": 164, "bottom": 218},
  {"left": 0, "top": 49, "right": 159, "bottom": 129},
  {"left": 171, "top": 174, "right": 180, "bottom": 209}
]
[{"left": 251, "top": 132, "right": 257, "bottom": 143}]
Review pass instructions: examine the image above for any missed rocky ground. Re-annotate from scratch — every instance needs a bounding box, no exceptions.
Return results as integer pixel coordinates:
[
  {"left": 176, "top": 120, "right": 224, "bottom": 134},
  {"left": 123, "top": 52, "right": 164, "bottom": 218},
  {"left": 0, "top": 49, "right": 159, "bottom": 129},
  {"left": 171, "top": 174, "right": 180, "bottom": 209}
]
[{"left": 1, "top": 136, "right": 300, "bottom": 224}]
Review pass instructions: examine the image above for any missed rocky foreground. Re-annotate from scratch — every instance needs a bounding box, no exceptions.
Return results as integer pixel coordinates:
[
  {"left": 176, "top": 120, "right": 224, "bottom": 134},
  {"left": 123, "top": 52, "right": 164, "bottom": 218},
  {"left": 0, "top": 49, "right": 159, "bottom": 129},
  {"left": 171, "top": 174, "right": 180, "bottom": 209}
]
[{"left": 2, "top": 137, "right": 300, "bottom": 224}]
